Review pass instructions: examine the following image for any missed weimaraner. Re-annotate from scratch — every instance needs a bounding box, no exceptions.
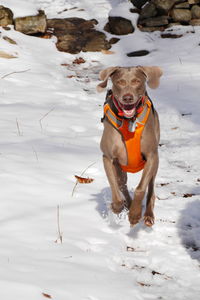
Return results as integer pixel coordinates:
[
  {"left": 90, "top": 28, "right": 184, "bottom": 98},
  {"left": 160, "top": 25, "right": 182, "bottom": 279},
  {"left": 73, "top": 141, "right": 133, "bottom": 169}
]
[{"left": 97, "top": 66, "right": 163, "bottom": 227}]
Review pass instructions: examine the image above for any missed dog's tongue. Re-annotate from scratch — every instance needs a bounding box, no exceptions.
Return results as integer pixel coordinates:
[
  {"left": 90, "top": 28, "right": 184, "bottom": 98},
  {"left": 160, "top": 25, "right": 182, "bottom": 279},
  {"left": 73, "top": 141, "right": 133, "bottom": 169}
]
[
  {"left": 123, "top": 108, "right": 135, "bottom": 118},
  {"left": 121, "top": 104, "right": 135, "bottom": 118}
]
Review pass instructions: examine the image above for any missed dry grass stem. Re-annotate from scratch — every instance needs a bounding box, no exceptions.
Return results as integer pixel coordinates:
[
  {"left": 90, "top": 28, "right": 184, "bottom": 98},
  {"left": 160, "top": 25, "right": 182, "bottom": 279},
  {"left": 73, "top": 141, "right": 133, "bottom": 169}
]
[
  {"left": 39, "top": 107, "right": 56, "bottom": 131},
  {"left": 1, "top": 69, "right": 31, "bottom": 79},
  {"left": 55, "top": 205, "right": 63, "bottom": 244},
  {"left": 16, "top": 118, "right": 23, "bottom": 136}
]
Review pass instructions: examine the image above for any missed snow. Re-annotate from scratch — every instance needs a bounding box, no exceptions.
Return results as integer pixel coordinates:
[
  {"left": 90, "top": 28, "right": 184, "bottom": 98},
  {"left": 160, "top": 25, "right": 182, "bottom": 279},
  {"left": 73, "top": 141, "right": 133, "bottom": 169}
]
[{"left": 0, "top": 0, "right": 200, "bottom": 299}]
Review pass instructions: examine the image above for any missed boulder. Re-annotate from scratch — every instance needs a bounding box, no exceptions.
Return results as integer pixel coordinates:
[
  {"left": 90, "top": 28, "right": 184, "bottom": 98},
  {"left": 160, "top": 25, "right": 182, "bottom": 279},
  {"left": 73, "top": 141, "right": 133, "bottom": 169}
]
[
  {"left": 0, "top": 5, "right": 13, "bottom": 26},
  {"left": 174, "top": 2, "right": 190, "bottom": 8},
  {"left": 105, "top": 16, "right": 134, "bottom": 35},
  {"left": 139, "top": 25, "right": 165, "bottom": 32},
  {"left": 48, "top": 18, "right": 111, "bottom": 53},
  {"left": 171, "top": 9, "right": 192, "bottom": 22},
  {"left": 190, "top": 18, "right": 200, "bottom": 25},
  {"left": 15, "top": 10, "right": 47, "bottom": 34},
  {"left": 82, "top": 30, "right": 111, "bottom": 52},
  {"left": 56, "top": 34, "right": 82, "bottom": 54},
  {"left": 152, "top": 0, "right": 176, "bottom": 13},
  {"left": 188, "top": 0, "right": 200, "bottom": 4},
  {"left": 140, "top": 3, "right": 157, "bottom": 19},
  {"left": 139, "top": 15, "right": 169, "bottom": 27},
  {"left": 47, "top": 18, "right": 97, "bottom": 36},
  {"left": 191, "top": 5, "right": 200, "bottom": 18}
]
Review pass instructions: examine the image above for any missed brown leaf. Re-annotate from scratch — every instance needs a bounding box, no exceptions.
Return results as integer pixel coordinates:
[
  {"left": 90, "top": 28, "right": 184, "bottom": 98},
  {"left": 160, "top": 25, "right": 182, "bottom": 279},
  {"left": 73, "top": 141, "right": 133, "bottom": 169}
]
[
  {"left": 183, "top": 193, "right": 195, "bottom": 198},
  {"left": 126, "top": 246, "right": 135, "bottom": 252},
  {"left": 42, "top": 293, "right": 52, "bottom": 299},
  {"left": 73, "top": 57, "right": 86, "bottom": 64},
  {"left": 137, "top": 282, "right": 151, "bottom": 287},
  {"left": 75, "top": 175, "right": 94, "bottom": 184},
  {"left": 101, "top": 49, "right": 115, "bottom": 55}
]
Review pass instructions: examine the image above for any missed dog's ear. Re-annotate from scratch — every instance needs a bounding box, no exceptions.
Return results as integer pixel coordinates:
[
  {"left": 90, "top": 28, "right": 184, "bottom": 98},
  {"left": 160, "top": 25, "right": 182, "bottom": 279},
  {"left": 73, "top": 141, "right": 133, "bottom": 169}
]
[
  {"left": 96, "top": 67, "right": 119, "bottom": 92},
  {"left": 139, "top": 66, "right": 163, "bottom": 89}
]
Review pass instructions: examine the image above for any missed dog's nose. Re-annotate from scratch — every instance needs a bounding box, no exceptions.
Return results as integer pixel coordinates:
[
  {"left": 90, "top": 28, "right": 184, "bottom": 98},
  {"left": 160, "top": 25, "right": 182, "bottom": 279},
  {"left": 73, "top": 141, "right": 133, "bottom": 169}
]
[{"left": 122, "top": 94, "right": 133, "bottom": 103}]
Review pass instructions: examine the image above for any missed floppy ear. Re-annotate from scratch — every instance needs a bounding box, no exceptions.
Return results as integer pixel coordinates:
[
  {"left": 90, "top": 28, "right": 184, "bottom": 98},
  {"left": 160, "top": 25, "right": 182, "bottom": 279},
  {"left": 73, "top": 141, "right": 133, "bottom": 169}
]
[
  {"left": 139, "top": 66, "right": 163, "bottom": 89},
  {"left": 96, "top": 67, "right": 119, "bottom": 92}
]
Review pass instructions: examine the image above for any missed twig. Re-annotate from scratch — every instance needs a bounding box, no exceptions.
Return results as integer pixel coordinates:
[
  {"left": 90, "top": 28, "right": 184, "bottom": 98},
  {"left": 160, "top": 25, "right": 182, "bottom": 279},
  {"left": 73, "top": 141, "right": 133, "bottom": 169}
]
[
  {"left": 39, "top": 107, "right": 56, "bottom": 131},
  {"left": 55, "top": 205, "right": 63, "bottom": 244},
  {"left": 1, "top": 69, "right": 31, "bottom": 80},
  {"left": 71, "top": 162, "right": 96, "bottom": 197},
  {"left": 32, "top": 146, "right": 39, "bottom": 161},
  {"left": 16, "top": 118, "right": 22, "bottom": 136}
]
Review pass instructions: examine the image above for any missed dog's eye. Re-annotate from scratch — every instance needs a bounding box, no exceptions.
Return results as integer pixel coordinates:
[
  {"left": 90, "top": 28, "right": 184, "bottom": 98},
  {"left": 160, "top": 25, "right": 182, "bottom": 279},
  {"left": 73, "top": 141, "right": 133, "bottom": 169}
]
[
  {"left": 131, "top": 78, "right": 140, "bottom": 85},
  {"left": 117, "top": 79, "right": 126, "bottom": 86}
]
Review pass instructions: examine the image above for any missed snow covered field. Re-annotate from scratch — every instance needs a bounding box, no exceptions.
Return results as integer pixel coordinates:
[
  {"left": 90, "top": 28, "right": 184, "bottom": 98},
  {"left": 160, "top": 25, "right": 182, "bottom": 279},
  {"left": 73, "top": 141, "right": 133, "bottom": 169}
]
[{"left": 0, "top": 0, "right": 200, "bottom": 299}]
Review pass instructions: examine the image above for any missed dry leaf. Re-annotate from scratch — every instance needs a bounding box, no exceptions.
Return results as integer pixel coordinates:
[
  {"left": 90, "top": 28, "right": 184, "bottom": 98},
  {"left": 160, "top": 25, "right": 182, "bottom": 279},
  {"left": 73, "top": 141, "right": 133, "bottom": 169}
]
[
  {"left": 126, "top": 246, "right": 135, "bottom": 252},
  {"left": 42, "top": 293, "right": 52, "bottom": 299},
  {"left": 75, "top": 175, "right": 94, "bottom": 184},
  {"left": 0, "top": 51, "right": 17, "bottom": 59},
  {"left": 101, "top": 49, "right": 115, "bottom": 55},
  {"left": 73, "top": 57, "right": 86, "bottom": 64},
  {"left": 183, "top": 193, "right": 195, "bottom": 198}
]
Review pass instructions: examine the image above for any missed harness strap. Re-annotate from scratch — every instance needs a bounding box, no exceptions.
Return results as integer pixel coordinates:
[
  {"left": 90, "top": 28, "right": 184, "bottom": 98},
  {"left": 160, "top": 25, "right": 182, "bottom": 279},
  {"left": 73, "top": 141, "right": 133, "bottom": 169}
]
[{"left": 103, "top": 97, "right": 152, "bottom": 174}]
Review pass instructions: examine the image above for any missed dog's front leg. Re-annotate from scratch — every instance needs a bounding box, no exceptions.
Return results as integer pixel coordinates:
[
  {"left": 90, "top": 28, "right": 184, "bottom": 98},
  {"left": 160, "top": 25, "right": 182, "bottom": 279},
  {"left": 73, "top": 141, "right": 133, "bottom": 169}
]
[
  {"left": 129, "top": 151, "right": 159, "bottom": 226},
  {"left": 103, "top": 155, "right": 124, "bottom": 214}
]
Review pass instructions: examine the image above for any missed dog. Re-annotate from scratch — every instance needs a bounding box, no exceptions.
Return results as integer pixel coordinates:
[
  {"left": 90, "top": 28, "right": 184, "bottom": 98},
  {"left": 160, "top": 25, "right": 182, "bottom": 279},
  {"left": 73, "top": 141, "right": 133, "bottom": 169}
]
[{"left": 97, "top": 66, "right": 163, "bottom": 227}]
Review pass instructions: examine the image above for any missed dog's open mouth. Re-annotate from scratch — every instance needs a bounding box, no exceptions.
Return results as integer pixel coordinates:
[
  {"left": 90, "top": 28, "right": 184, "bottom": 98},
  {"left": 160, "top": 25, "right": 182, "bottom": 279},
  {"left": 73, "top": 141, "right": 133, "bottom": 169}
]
[{"left": 119, "top": 103, "right": 136, "bottom": 118}]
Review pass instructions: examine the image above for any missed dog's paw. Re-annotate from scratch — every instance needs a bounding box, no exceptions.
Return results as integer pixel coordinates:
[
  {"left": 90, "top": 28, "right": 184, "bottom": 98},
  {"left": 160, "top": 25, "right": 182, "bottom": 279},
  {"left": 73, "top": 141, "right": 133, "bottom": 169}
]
[
  {"left": 111, "top": 201, "right": 124, "bottom": 214},
  {"left": 143, "top": 214, "right": 154, "bottom": 227},
  {"left": 128, "top": 212, "right": 141, "bottom": 226}
]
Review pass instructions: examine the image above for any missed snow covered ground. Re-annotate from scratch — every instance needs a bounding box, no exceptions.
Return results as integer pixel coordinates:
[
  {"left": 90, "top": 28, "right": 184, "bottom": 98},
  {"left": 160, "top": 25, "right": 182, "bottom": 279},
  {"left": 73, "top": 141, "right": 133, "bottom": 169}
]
[{"left": 0, "top": 0, "right": 200, "bottom": 299}]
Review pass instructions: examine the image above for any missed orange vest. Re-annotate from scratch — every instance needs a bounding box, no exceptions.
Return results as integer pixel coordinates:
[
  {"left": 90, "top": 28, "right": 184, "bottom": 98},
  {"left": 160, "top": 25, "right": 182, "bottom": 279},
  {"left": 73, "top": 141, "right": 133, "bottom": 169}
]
[{"left": 104, "top": 98, "right": 152, "bottom": 173}]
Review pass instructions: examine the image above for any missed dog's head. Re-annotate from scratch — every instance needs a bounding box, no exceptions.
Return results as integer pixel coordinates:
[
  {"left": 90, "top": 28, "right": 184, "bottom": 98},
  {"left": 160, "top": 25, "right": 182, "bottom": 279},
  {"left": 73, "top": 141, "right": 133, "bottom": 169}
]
[{"left": 97, "top": 66, "right": 162, "bottom": 118}]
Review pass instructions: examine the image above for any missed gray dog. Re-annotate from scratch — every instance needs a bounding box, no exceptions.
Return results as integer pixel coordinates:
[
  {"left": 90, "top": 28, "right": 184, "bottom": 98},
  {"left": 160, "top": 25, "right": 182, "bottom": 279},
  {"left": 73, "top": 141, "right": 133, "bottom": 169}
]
[{"left": 97, "top": 66, "right": 162, "bottom": 227}]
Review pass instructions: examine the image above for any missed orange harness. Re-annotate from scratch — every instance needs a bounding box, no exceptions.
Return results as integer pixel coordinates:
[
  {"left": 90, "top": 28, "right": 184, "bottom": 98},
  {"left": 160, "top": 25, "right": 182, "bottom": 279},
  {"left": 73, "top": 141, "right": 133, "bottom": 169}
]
[{"left": 104, "top": 97, "right": 152, "bottom": 173}]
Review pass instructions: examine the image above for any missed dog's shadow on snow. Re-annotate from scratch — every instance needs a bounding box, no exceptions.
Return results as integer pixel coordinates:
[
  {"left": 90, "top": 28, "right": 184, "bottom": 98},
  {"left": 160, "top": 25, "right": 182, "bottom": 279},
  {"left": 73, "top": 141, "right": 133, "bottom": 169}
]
[
  {"left": 90, "top": 187, "right": 127, "bottom": 229},
  {"left": 90, "top": 187, "right": 151, "bottom": 238},
  {"left": 178, "top": 199, "right": 200, "bottom": 262}
]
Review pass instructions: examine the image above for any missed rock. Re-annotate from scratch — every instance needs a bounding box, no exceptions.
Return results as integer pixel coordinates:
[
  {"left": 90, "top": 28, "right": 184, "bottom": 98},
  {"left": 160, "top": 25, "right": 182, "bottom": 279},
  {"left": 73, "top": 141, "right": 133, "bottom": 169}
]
[
  {"left": 152, "top": 0, "right": 178, "bottom": 13},
  {"left": 0, "top": 5, "right": 13, "bottom": 26},
  {"left": 139, "top": 25, "right": 165, "bottom": 32},
  {"left": 50, "top": 18, "right": 111, "bottom": 53},
  {"left": 191, "top": 5, "right": 200, "bottom": 18},
  {"left": 47, "top": 18, "right": 97, "bottom": 36},
  {"left": 174, "top": 2, "right": 190, "bottom": 8},
  {"left": 15, "top": 10, "right": 47, "bottom": 34},
  {"left": 160, "top": 33, "right": 183, "bottom": 38},
  {"left": 56, "top": 34, "right": 81, "bottom": 54},
  {"left": 130, "top": 0, "right": 148, "bottom": 9},
  {"left": 188, "top": 0, "right": 200, "bottom": 4},
  {"left": 127, "top": 50, "right": 150, "bottom": 57},
  {"left": 139, "top": 15, "right": 169, "bottom": 27},
  {"left": 109, "top": 37, "right": 120, "bottom": 44},
  {"left": 190, "top": 18, "right": 200, "bottom": 25},
  {"left": 171, "top": 9, "right": 192, "bottom": 22},
  {"left": 140, "top": 3, "right": 157, "bottom": 19},
  {"left": 82, "top": 30, "right": 111, "bottom": 52},
  {"left": 105, "top": 16, "right": 134, "bottom": 35}
]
